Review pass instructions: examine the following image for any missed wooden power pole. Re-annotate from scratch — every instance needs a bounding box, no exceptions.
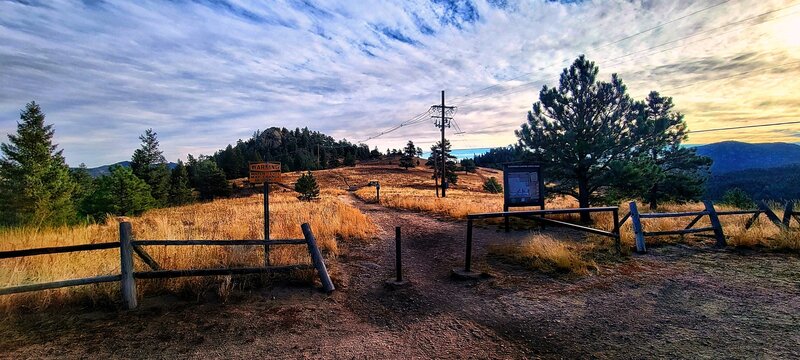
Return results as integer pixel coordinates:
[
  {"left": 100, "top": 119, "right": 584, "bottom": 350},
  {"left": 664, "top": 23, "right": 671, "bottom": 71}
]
[{"left": 431, "top": 91, "right": 455, "bottom": 197}]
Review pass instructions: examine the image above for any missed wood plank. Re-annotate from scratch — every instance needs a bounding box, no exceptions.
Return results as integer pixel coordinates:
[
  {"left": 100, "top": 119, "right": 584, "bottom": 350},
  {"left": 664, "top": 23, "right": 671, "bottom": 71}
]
[
  {"left": 528, "top": 216, "right": 619, "bottom": 238},
  {"left": 0, "top": 242, "right": 119, "bottom": 259},
  {"left": 643, "top": 227, "right": 716, "bottom": 237},
  {"left": 716, "top": 210, "right": 761, "bottom": 215},
  {"left": 132, "top": 244, "right": 160, "bottom": 270},
  {"left": 134, "top": 265, "right": 313, "bottom": 279},
  {"left": 618, "top": 212, "right": 631, "bottom": 226},
  {"left": 0, "top": 275, "right": 121, "bottom": 296},
  {"left": 758, "top": 201, "right": 787, "bottom": 229},
  {"left": 782, "top": 202, "right": 794, "bottom": 227},
  {"left": 704, "top": 201, "right": 726, "bottom": 248},
  {"left": 119, "top": 222, "right": 137, "bottom": 310},
  {"left": 744, "top": 212, "right": 762, "bottom": 230},
  {"left": 629, "top": 202, "right": 646, "bottom": 253},
  {"left": 684, "top": 214, "right": 704, "bottom": 230},
  {"left": 302, "top": 223, "right": 335, "bottom": 292},
  {"left": 468, "top": 206, "right": 618, "bottom": 220},
  {"left": 132, "top": 239, "right": 306, "bottom": 246},
  {"left": 639, "top": 211, "right": 707, "bottom": 218}
]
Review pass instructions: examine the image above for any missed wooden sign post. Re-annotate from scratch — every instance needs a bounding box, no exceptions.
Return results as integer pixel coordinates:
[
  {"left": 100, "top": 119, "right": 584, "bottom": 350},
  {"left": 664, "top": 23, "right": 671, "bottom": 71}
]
[{"left": 250, "top": 162, "right": 281, "bottom": 267}]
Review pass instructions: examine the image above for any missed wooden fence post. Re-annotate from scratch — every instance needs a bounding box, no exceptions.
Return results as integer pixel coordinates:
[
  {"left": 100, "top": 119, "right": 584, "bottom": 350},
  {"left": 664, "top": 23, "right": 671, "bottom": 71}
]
[
  {"left": 703, "top": 201, "right": 726, "bottom": 248},
  {"left": 758, "top": 201, "right": 787, "bottom": 230},
  {"left": 612, "top": 208, "right": 621, "bottom": 255},
  {"left": 782, "top": 202, "right": 794, "bottom": 227},
  {"left": 264, "top": 182, "right": 270, "bottom": 267},
  {"left": 119, "top": 221, "right": 137, "bottom": 310},
  {"left": 629, "top": 202, "right": 646, "bottom": 253},
  {"left": 301, "top": 223, "right": 335, "bottom": 292}
]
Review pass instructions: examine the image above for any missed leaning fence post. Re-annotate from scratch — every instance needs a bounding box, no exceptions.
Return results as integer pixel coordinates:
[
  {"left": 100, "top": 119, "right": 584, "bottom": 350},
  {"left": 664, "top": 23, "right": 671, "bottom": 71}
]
[
  {"left": 703, "top": 201, "right": 726, "bottom": 248},
  {"left": 465, "top": 219, "right": 474, "bottom": 272},
  {"left": 629, "top": 202, "right": 646, "bottom": 253},
  {"left": 758, "top": 201, "right": 787, "bottom": 230},
  {"left": 119, "top": 221, "right": 137, "bottom": 310},
  {"left": 612, "top": 208, "right": 621, "bottom": 255},
  {"left": 782, "top": 201, "right": 794, "bottom": 228},
  {"left": 301, "top": 223, "right": 335, "bottom": 292}
]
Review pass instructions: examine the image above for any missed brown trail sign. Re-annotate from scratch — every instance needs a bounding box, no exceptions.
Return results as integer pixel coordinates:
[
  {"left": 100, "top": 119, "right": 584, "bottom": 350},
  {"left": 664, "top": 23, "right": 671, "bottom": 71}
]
[{"left": 249, "top": 161, "right": 282, "bottom": 184}]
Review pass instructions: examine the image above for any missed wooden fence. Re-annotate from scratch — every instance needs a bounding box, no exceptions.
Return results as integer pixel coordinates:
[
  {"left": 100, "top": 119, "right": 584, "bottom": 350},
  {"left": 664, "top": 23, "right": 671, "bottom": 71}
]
[
  {"left": 454, "top": 207, "right": 621, "bottom": 276},
  {"left": 0, "top": 221, "right": 334, "bottom": 309},
  {"left": 627, "top": 200, "right": 798, "bottom": 253}
]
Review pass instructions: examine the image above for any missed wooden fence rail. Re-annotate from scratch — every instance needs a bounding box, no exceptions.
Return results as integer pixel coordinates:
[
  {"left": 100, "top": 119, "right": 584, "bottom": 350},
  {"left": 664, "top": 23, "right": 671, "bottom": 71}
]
[
  {"left": 629, "top": 200, "right": 797, "bottom": 253},
  {"left": 454, "top": 207, "right": 621, "bottom": 277},
  {"left": 0, "top": 221, "right": 335, "bottom": 309}
]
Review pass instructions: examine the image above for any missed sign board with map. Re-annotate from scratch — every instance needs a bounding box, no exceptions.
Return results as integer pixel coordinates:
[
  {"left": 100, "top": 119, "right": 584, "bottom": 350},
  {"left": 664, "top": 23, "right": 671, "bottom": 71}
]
[
  {"left": 249, "top": 161, "right": 282, "bottom": 184},
  {"left": 503, "top": 164, "right": 544, "bottom": 209}
]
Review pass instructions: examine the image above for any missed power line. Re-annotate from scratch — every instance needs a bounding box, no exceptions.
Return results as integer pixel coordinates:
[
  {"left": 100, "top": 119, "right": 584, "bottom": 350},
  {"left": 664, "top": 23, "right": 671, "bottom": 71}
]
[
  {"left": 690, "top": 120, "right": 800, "bottom": 134},
  {"left": 357, "top": 110, "right": 431, "bottom": 143},
  {"left": 449, "top": 0, "right": 735, "bottom": 103}
]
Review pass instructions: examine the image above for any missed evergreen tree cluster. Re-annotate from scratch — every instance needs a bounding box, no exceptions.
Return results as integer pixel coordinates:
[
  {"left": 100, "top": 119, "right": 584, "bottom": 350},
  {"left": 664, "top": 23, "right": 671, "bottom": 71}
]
[{"left": 210, "top": 127, "right": 376, "bottom": 179}]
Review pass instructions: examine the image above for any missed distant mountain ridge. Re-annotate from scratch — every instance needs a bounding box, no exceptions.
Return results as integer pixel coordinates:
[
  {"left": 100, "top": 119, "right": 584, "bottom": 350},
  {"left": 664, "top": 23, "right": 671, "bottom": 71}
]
[
  {"left": 694, "top": 141, "right": 800, "bottom": 174},
  {"left": 77, "top": 161, "right": 178, "bottom": 178}
]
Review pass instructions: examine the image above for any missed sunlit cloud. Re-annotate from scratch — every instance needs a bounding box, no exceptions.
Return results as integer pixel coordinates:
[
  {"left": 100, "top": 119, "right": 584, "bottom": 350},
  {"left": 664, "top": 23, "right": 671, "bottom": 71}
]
[{"left": 1, "top": 0, "right": 798, "bottom": 166}]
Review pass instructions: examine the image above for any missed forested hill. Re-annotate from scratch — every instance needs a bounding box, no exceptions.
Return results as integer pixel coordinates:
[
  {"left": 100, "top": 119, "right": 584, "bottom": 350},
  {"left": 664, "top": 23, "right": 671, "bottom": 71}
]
[
  {"left": 210, "top": 127, "right": 379, "bottom": 179},
  {"left": 694, "top": 141, "right": 800, "bottom": 174}
]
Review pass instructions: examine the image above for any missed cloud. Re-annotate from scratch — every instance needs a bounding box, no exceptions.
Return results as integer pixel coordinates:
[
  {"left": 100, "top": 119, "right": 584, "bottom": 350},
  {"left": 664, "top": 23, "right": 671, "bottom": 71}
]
[{"left": 1, "top": 0, "right": 799, "bottom": 166}]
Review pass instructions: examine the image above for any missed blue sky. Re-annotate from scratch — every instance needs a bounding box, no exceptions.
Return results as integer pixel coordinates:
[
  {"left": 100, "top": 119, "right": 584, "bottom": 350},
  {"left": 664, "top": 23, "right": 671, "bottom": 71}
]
[{"left": 2, "top": 0, "right": 799, "bottom": 167}]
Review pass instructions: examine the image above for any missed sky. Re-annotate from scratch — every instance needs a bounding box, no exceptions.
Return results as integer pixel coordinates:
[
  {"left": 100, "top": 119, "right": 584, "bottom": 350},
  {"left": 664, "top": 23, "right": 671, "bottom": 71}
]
[{"left": 1, "top": 0, "right": 799, "bottom": 167}]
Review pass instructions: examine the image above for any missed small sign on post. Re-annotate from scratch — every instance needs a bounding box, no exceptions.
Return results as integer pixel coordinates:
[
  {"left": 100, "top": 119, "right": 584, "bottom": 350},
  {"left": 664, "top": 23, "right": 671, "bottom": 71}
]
[
  {"left": 502, "top": 164, "right": 545, "bottom": 232},
  {"left": 249, "top": 162, "right": 282, "bottom": 185}
]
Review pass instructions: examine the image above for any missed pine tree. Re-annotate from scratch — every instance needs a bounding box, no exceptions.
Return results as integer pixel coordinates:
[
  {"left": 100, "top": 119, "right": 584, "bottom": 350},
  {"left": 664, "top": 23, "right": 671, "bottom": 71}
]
[
  {"left": 399, "top": 140, "right": 418, "bottom": 169},
  {"left": 81, "top": 165, "right": 155, "bottom": 220},
  {"left": 483, "top": 177, "right": 503, "bottom": 193},
  {"left": 70, "top": 163, "right": 95, "bottom": 216},
  {"left": 460, "top": 159, "right": 477, "bottom": 173},
  {"left": 343, "top": 152, "right": 356, "bottom": 167},
  {"left": 426, "top": 140, "right": 458, "bottom": 187},
  {"left": 516, "top": 56, "right": 638, "bottom": 222},
  {"left": 626, "top": 92, "right": 712, "bottom": 210},
  {"left": 0, "top": 101, "right": 77, "bottom": 226},
  {"left": 295, "top": 171, "right": 320, "bottom": 201},
  {"left": 194, "top": 159, "right": 230, "bottom": 200},
  {"left": 131, "top": 129, "right": 170, "bottom": 206},
  {"left": 168, "top": 160, "right": 195, "bottom": 206}
]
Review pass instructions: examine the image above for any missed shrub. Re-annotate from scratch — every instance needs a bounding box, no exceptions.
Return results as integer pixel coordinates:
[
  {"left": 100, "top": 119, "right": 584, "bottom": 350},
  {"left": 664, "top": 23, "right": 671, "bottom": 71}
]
[
  {"left": 295, "top": 171, "right": 320, "bottom": 201},
  {"left": 483, "top": 177, "right": 503, "bottom": 193},
  {"left": 720, "top": 188, "right": 755, "bottom": 209}
]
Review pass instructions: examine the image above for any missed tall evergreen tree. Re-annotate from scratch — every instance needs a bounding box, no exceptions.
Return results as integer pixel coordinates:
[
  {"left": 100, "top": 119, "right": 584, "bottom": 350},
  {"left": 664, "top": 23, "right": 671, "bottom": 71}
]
[
  {"left": 426, "top": 140, "right": 458, "bottom": 197},
  {"left": 399, "top": 140, "right": 418, "bottom": 169},
  {"left": 194, "top": 159, "right": 230, "bottom": 200},
  {"left": 130, "top": 129, "right": 170, "bottom": 206},
  {"left": 168, "top": 160, "right": 195, "bottom": 206},
  {"left": 81, "top": 165, "right": 155, "bottom": 220},
  {"left": 617, "top": 92, "right": 712, "bottom": 210},
  {"left": 516, "top": 56, "right": 638, "bottom": 222},
  {"left": 0, "top": 101, "right": 77, "bottom": 226},
  {"left": 70, "top": 163, "right": 95, "bottom": 215}
]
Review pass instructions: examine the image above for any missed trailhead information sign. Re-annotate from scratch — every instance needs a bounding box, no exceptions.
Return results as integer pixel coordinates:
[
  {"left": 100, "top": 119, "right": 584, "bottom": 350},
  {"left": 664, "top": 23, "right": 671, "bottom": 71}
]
[{"left": 503, "top": 164, "right": 544, "bottom": 208}]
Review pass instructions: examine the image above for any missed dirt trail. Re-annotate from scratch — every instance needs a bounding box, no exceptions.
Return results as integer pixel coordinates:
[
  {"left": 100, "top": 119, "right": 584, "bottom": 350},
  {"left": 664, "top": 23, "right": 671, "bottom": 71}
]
[{"left": 2, "top": 195, "right": 799, "bottom": 359}]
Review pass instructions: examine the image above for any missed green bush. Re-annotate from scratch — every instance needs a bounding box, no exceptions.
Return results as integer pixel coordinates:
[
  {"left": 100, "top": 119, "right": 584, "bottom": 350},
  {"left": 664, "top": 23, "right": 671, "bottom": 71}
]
[
  {"left": 483, "top": 177, "right": 503, "bottom": 194},
  {"left": 295, "top": 171, "right": 320, "bottom": 201},
  {"left": 720, "top": 188, "right": 756, "bottom": 209}
]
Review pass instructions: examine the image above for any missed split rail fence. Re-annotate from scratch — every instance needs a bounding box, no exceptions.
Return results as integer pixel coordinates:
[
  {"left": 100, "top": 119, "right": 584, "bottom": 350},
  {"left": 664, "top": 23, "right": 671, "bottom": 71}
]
[
  {"left": 0, "top": 221, "right": 334, "bottom": 309},
  {"left": 627, "top": 200, "right": 799, "bottom": 253}
]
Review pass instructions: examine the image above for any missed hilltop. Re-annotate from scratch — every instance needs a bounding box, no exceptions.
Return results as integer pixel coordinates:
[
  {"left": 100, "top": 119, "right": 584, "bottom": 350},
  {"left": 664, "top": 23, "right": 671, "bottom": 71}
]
[{"left": 694, "top": 141, "right": 800, "bottom": 174}]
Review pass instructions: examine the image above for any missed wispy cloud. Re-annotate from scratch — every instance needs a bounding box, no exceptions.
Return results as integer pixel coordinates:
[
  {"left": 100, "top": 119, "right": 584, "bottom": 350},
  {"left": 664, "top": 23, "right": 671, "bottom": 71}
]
[{"left": 1, "top": 0, "right": 798, "bottom": 166}]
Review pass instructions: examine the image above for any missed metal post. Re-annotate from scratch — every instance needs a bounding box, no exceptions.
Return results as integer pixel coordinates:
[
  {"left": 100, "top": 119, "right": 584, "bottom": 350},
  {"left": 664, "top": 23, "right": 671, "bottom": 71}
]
[
  {"left": 440, "top": 90, "right": 447, "bottom": 198},
  {"left": 119, "top": 221, "right": 137, "bottom": 310},
  {"left": 465, "top": 219, "right": 473, "bottom": 272},
  {"left": 629, "top": 202, "right": 646, "bottom": 253},
  {"left": 264, "top": 181, "right": 270, "bottom": 267},
  {"left": 504, "top": 204, "right": 510, "bottom": 233},
  {"left": 301, "top": 223, "right": 335, "bottom": 292},
  {"left": 395, "top": 227, "right": 402, "bottom": 282},
  {"left": 376, "top": 183, "right": 381, "bottom": 204}
]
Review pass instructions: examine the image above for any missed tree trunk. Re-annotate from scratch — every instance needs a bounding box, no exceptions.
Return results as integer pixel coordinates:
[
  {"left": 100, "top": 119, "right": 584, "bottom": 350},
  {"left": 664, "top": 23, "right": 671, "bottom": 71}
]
[
  {"left": 648, "top": 184, "right": 659, "bottom": 211},
  {"left": 578, "top": 177, "right": 591, "bottom": 223},
  {"left": 434, "top": 175, "right": 440, "bottom": 198}
]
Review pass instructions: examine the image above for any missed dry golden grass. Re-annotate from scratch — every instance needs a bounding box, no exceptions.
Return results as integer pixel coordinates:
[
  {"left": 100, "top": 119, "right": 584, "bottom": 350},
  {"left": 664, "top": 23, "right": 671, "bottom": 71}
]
[
  {"left": 0, "top": 190, "right": 376, "bottom": 312},
  {"left": 489, "top": 234, "right": 594, "bottom": 275}
]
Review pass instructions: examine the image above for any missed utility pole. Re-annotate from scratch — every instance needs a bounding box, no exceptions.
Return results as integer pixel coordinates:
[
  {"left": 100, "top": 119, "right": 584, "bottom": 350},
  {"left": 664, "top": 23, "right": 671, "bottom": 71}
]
[
  {"left": 431, "top": 91, "right": 455, "bottom": 198},
  {"left": 440, "top": 90, "right": 447, "bottom": 198}
]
